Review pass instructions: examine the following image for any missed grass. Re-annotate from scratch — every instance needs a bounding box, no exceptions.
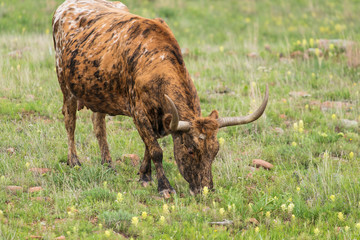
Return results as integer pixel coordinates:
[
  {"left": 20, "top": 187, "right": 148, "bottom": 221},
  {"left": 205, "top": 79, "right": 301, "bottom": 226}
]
[{"left": 0, "top": 0, "right": 360, "bottom": 239}]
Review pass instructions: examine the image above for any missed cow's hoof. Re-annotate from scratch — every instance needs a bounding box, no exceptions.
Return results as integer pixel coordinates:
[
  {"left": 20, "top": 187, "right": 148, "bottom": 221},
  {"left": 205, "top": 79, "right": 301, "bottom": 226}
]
[
  {"left": 67, "top": 155, "right": 81, "bottom": 167},
  {"left": 102, "top": 162, "right": 116, "bottom": 172},
  {"left": 159, "top": 189, "right": 176, "bottom": 199}
]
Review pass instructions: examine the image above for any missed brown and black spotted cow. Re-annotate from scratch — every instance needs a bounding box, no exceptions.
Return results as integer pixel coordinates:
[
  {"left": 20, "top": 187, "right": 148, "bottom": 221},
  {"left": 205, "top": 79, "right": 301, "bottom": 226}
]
[{"left": 52, "top": 0, "right": 268, "bottom": 196}]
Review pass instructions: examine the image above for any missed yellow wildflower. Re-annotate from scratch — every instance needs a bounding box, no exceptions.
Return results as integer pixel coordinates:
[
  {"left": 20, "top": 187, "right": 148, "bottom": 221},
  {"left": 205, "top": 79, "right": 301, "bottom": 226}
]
[
  {"left": 314, "top": 228, "right": 320, "bottom": 235},
  {"left": 293, "top": 122, "right": 298, "bottom": 131},
  {"left": 329, "top": 44, "right": 335, "bottom": 51},
  {"left": 98, "top": 223, "right": 103, "bottom": 229},
  {"left": 296, "top": 187, "right": 300, "bottom": 193},
  {"left": 255, "top": 227, "right": 259, "bottom": 233},
  {"left": 116, "top": 192, "right": 123, "bottom": 203},
  {"left": 338, "top": 212, "right": 344, "bottom": 221},
  {"left": 159, "top": 215, "right": 166, "bottom": 225},
  {"left": 131, "top": 217, "right": 139, "bottom": 226},
  {"left": 219, "top": 208, "right": 225, "bottom": 215},
  {"left": 163, "top": 204, "right": 169, "bottom": 214},
  {"left": 141, "top": 211, "right": 147, "bottom": 219},
  {"left": 291, "top": 142, "right": 297, "bottom": 147},
  {"left": 219, "top": 46, "right": 224, "bottom": 52},
  {"left": 265, "top": 211, "right": 271, "bottom": 218},
  {"left": 331, "top": 114, "right": 336, "bottom": 120},
  {"left": 302, "top": 39, "right": 307, "bottom": 47},
  {"left": 291, "top": 214, "right": 295, "bottom": 221},
  {"left": 309, "top": 38, "right": 314, "bottom": 47},
  {"left": 305, "top": 104, "right": 309, "bottom": 110},
  {"left": 281, "top": 204, "right": 287, "bottom": 212},
  {"left": 104, "top": 230, "right": 111, "bottom": 237},
  {"left": 25, "top": 162, "right": 30, "bottom": 168},
  {"left": 218, "top": 137, "right": 225, "bottom": 147},
  {"left": 245, "top": 18, "right": 251, "bottom": 23},
  {"left": 288, "top": 203, "right": 295, "bottom": 213},
  {"left": 344, "top": 226, "right": 350, "bottom": 232},
  {"left": 356, "top": 222, "right": 360, "bottom": 230},
  {"left": 330, "top": 195, "right": 335, "bottom": 202},
  {"left": 299, "top": 120, "right": 304, "bottom": 129},
  {"left": 349, "top": 152, "right": 354, "bottom": 159},
  {"left": 103, "top": 181, "right": 107, "bottom": 188}
]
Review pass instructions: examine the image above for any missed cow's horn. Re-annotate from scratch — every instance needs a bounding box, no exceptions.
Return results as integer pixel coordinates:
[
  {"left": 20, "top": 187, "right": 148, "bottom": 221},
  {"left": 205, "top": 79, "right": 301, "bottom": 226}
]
[
  {"left": 217, "top": 85, "right": 269, "bottom": 128},
  {"left": 164, "top": 94, "right": 191, "bottom": 132}
]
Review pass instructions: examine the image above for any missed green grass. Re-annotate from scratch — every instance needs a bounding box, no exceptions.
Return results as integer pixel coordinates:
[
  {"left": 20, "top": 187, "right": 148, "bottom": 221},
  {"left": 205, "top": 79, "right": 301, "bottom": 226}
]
[{"left": 1, "top": 0, "right": 360, "bottom": 239}]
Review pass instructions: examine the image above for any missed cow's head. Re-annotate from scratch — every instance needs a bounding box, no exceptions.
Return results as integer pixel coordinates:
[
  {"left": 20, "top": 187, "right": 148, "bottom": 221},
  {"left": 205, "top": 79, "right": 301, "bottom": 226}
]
[{"left": 163, "top": 86, "right": 269, "bottom": 195}]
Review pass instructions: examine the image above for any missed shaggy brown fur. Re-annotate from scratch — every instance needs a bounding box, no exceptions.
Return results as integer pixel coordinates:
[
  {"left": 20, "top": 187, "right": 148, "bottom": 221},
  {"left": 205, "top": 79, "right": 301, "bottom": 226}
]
[{"left": 52, "top": 0, "right": 239, "bottom": 195}]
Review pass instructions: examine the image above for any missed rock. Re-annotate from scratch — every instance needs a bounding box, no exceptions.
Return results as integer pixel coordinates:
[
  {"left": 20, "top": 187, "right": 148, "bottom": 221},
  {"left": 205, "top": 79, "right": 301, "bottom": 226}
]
[
  {"left": 248, "top": 218, "right": 259, "bottom": 225},
  {"left": 289, "top": 91, "right": 311, "bottom": 98},
  {"left": 26, "top": 94, "right": 35, "bottom": 101},
  {"left": 209, "top": 219, "right": 234, "bottom": 225},
  {"left": 247, "top": 52, "right": 259, "bottom": 58},
  {"left": 29, "top": 168, "right": 51, "bottom": 174},
  {"left": 29, "top": 236, "right": 42, "bottom": 239},
  {"left": 274, "top": 127, "right": 284, "bottom": 134},
  {"left": 28, "top": 187, "right": 43, "bottom": 193},
  {"left": 320, "top": 101, "right": 352, "bottom": 111},
  {"left": 341, "top": 119, "right": 358, "bottom": 128},
  {"left": 252, "top": 159, "right": 274, "bottom": 170},
  {"left": 31, "top": 197, "right": 51, "bottom": 202},
  {"left": 6, "top": 186, "right": 23, "bottom": 192},
  {"left": 202, "top": 207, "right": 210, "bottom": 212},
  {"left": 6, "top": 148, "right": 15, "bottom": 154},
  {"left": 290, "top": 51, "right": 303, "bottom": 58},
  {"left": 55, "top": 236, "right": 66, "bottom": 240},
  {"left": 181, "top": 48, "right": 190, "bottom": 56},
  {"left": 123, "top": 154, "right": 140, "bottom": 167}
]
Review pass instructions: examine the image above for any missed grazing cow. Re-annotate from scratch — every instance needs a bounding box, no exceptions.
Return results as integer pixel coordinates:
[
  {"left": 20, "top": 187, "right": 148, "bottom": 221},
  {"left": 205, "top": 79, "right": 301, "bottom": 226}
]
[{"left": 52, "top": 0, "right": 268, "bottom": 196}]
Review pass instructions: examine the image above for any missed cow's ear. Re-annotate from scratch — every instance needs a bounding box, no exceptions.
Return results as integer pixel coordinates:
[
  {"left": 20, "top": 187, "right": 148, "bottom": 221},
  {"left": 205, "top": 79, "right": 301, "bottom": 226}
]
[
  {"left": 209, "top": 110, "right": 219, "bottom": 119},
  {"left": 163, "top": 113, "right": 173, "bottom": 132}
]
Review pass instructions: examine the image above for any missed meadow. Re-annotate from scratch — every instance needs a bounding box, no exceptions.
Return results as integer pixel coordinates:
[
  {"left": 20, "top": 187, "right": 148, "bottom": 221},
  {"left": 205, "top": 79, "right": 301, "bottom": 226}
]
[{"left": 0, "top": 0, "right": 359, "bottom": 239}]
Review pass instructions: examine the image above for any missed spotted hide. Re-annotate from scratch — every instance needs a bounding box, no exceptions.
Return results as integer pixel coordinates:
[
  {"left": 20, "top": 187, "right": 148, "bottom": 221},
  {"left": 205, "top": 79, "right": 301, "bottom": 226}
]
[{"left": 53, "top": 0, "right": 269, "bottom": 196}]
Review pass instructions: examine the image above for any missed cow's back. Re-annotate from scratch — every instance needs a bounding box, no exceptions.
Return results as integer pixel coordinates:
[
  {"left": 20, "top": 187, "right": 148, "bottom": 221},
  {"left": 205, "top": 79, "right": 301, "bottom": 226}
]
[{"left": 53, "top": 0, "right": 196, "bottom": 121}]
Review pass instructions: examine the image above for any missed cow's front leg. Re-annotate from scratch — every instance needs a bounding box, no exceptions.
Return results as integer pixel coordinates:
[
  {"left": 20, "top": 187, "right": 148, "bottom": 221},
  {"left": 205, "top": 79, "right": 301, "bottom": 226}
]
[
  {"left": 139, "top": 147, "right": 153, "bottom": 186},
  {"left": 134, "top": 112, "right": 175, "bottom": 195},
  {"left": 91, "top": 112, "right": 113, "bottom": 169}
]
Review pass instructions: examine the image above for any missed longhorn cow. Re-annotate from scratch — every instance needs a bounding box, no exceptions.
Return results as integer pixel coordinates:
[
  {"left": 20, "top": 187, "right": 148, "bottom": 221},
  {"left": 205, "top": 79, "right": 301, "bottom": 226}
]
[{"left": 52, "top": 0, "right": 268, "bottom": 195}]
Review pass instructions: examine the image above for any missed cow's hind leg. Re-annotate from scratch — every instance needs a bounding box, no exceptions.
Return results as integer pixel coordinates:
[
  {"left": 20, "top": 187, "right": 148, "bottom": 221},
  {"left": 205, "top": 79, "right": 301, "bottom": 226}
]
[
  {"left": 139, "top": 147, "right": 152, "bottom": 186},
  {"left": 91, "top": 112, "right": 113, "bottom": 168},
  {"left": 62, "top": 95, "right": 81, "bottom": 167}
]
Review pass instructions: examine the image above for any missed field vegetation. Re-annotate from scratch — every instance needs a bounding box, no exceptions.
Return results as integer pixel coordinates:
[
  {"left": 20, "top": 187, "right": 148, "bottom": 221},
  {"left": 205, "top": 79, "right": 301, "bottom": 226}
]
[{"left": 0, "top": 0, "right": 359, "bottom": 239}]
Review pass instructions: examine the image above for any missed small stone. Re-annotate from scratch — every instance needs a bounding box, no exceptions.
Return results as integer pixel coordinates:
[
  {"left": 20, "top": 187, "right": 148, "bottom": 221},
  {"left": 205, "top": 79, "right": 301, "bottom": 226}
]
[
  {"left": 29, "top": 236, "right": 42, "bottom": 239},
  {"left": 123, "top": 154, "right": 140, "bottom": 167},
  {"left": 274, "top": 127, "right": 284, "bottom": 134},
  {"left": 28, "top": 187, "right": 43, "bottom": 193},
  {"left": 6, "top": 186, "right": 23, "bottom": 192},
  {"left": 31, "top": 197, "right": 50, "bottom": 202},
  {"left": 29, "top": 168, "right": 51, "bottom": 174},
  {"left": 289, "top": 91, "right": 311, "bottom": 98},
  {"left": 247, "top": 52, "right": 259, "bottom": 58},
  {"left": 252, "top": 159, "right": 274, "bottom": 170},
  {"left": 141, "top": 181, "right": 149, "bottom": 188},
  {"left": 6, "top": 148, "right": 15, "bottom": 154},
  {"left": 54, "top": 236, "right": 66, "bottom": 240},
  {"left": 341, "top": 119, "right": 358, "bottom": 128},
  {"left": 248, "top": 218, "right": 259, "bottom": 225},
  {"left": 290, "top": 51, "right": 303, "bottom": 58},
  {"left": 202, "top": 206, "right": 210, "bottom": 212}
]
